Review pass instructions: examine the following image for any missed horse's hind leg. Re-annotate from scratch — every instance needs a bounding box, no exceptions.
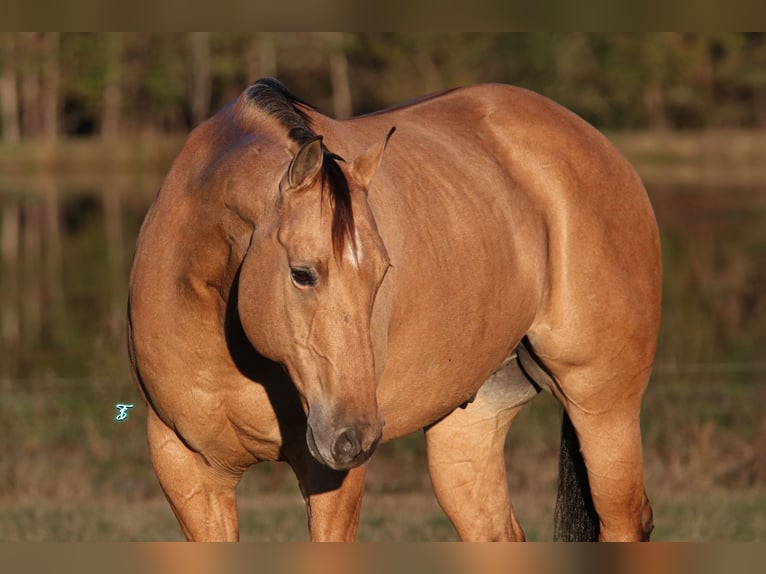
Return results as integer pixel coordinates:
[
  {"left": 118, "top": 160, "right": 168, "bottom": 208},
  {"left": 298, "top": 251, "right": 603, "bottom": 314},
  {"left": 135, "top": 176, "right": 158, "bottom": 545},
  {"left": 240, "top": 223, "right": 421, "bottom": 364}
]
[
  {"left": 424, "top": 361, "right": 538, "bottom": 541},
  {"left": 559, "top": 367, "right": 654, "bottom": 541},
  {"left": 147, "top": 408, "right": 241, "bottom": 541}
]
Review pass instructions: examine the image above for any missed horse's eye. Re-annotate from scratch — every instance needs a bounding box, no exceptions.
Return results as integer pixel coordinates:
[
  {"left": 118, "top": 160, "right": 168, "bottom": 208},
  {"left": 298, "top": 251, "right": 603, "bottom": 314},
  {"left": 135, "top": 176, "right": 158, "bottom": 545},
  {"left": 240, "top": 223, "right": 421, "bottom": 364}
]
[{"left": 290, "top": 266, "right": 318, "bottom": 288}]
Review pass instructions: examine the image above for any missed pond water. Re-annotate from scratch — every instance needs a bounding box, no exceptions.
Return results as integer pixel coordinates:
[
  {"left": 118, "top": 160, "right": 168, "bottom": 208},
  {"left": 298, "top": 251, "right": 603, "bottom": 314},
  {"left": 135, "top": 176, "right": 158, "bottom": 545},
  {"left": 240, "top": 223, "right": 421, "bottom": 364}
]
[
  {"left": 649, "top": 179, "right": 766, "bottom": 376},
  {"left": 1, "top": 173, "right": 161, "bottom": 385},
  {"left": 0, "top": 169, "right": 764, "bottom": 386}
]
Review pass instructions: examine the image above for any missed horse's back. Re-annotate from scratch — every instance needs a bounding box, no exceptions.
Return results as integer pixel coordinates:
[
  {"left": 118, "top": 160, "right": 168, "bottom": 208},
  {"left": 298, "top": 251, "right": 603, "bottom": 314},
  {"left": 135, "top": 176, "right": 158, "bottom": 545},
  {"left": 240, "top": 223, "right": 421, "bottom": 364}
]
[
  {"left": 339, "top": 82, "right": 657, "bottom": 266},
  {"left": 359, "top": 81, "right": 661, "bottom": 324}
]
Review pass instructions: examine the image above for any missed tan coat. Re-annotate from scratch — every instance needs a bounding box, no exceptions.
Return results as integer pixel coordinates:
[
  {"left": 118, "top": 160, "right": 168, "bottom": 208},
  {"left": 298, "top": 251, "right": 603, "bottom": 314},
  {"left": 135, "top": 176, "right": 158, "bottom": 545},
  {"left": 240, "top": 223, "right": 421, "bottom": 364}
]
[{"left": 129, "top": 80, "right": 661, "bottom": 541}]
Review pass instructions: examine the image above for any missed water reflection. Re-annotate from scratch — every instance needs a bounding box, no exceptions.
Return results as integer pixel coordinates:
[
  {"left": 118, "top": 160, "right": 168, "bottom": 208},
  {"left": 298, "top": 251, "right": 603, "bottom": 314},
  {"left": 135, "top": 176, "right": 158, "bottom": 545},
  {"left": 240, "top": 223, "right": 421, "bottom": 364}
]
[
  {"left": 1, "top": 175, "right": 159, "bottom": 382},
  {"left": 0, "top": 173, "right": 764, "bottom": 383},
  {"left": 647, "top": 179, "right": 766, "bottom": 373}
]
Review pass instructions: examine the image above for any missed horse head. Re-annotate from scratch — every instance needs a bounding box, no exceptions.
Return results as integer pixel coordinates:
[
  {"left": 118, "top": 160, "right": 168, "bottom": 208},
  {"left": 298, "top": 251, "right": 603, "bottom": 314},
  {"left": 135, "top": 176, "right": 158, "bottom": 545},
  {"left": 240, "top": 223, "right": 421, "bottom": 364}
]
[{"left": 238, "top": 131, "right": 394, "bottom": 471}]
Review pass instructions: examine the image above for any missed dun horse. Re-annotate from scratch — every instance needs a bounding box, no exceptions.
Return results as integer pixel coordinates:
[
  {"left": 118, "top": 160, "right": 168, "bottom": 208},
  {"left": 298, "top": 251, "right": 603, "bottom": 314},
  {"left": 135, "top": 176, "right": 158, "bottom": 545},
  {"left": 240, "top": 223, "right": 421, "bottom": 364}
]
[{"left": 128, "top": 78, "right": 661, "bottom": 541}]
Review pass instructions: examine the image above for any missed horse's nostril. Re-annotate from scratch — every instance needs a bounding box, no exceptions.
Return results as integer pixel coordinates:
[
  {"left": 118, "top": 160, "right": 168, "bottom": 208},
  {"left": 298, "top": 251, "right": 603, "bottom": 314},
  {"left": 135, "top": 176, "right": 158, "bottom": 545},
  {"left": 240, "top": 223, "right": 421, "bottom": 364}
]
[{"left": 332, "top": 429, "right": 360, "bottom": 462}]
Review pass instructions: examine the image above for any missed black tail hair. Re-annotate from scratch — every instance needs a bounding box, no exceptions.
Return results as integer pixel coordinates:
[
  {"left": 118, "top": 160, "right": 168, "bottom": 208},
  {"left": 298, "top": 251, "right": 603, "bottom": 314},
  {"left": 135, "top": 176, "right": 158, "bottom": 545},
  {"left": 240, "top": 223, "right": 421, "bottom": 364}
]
[{"left": 553, "top": 411, "right": 600, "bottom": 541}]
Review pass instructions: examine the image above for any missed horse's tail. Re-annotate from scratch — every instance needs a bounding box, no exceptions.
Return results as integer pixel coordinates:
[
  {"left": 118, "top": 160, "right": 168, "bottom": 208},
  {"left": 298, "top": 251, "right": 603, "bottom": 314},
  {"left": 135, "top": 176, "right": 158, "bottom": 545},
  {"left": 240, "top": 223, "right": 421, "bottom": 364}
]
[{"left": 553, "top": 411, "right": 600, "bottom": 541}]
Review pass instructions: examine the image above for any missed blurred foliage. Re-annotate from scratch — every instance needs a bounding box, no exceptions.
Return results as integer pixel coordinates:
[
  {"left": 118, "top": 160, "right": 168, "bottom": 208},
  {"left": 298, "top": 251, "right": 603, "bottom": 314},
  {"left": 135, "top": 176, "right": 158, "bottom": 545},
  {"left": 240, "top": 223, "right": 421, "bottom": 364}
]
[{"left": 3, "top": 32, "right": 766, "bottom": 141}]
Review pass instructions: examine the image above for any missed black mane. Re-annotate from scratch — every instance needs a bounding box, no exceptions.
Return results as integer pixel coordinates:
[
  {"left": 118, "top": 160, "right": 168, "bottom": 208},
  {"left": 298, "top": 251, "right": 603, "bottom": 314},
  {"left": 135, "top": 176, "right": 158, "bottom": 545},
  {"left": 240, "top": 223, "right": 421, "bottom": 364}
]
[{"left": 246, "top": 78, "right": 354, "bottom": 258}]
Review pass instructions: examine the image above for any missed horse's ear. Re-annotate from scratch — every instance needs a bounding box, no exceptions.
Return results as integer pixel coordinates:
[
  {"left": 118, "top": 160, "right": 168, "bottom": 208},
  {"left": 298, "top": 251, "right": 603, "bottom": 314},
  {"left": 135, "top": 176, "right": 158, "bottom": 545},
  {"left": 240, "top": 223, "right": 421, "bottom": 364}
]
[
  {"left": 283, "top": 136, "right": 324, "bottom": 192},
  {"left": 348, "top": 127, "right": 395, "bottom": 192}
]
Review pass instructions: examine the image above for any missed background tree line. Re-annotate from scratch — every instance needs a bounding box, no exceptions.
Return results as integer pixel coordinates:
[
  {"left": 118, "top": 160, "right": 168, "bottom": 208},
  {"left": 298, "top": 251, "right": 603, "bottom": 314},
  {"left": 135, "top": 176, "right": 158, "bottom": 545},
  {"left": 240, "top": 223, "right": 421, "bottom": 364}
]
[{"left": 2, "top": 32, "right": 766, "bottom": 144}]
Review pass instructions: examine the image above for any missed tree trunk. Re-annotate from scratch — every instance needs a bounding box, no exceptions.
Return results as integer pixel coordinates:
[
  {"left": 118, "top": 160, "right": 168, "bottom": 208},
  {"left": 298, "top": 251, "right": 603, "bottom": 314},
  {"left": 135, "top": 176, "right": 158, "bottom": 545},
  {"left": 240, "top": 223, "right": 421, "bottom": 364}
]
[
  {"left": 0, "top": 33, "right": 20, "bottom": 143},
  {"left": 21, "top": 201, "right": 42, "bottom": 343},
  {"left": 40, "top": 32, "right": 59, "bottom": 143},
  {"left": 327, "top": 33, "right": 352, "bottom": 119},
  {"left": 641, "top": 33, "right": 669, "bottom": 129},
  {"left": 101, "top": 33, "right": 123, "bottom": 140},
  {"left": 19, "top": 32, "right": 41, "bottom": 139},
  {"left": 1, "top": 202, "right": 20, "bottom": 347},
  {"left": 103, "top": 183, "right": 126, "bottom": 340},
  {"left": 41, "top": 176, "right": 64, "bottom": 343},
  {"left": 257, "top": 33, "right": 277, "bottom": 78},
  {"left": 188, "top": 32, "right": 211, "bottom": 127},
  {"left": 643, "top": 83, "right": 667, "bottom": 129},
  {"left": 243, "top": 33, "right": 278, "bottom": 85}
]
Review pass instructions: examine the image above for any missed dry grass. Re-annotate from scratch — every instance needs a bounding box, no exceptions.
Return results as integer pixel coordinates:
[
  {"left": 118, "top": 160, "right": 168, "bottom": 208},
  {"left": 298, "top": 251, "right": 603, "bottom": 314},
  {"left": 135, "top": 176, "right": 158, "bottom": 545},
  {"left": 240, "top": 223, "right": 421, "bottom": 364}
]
[
  {"left": 609, "top": 129, "right": 766, "bottom": 186},
  {"left": 2, "top": 377, "right": 763, "bottom": 541},
  {"left": 2, "top": 129, "right": 765, "bottom": 189}
]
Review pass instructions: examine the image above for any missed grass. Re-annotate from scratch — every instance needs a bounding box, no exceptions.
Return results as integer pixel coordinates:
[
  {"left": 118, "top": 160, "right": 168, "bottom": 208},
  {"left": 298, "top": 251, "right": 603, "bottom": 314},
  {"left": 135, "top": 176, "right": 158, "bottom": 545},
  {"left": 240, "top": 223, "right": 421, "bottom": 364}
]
[
  {"left": 1, "top": 376, "right": 763, "bottom": 542},
  {"left": 608, "top": 129, "right": 766, "bottom": 187},
  {"left": 650, "top": 488, "right": 766, "bottom": 542}
]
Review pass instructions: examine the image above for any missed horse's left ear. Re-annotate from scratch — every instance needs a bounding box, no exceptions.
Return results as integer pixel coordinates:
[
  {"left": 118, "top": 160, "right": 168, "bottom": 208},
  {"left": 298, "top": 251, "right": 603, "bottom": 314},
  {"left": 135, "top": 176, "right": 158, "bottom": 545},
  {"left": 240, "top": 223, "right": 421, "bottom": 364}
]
[
  {"left": 282, "top": 136, "right": 324, "bottom": 193},
  {"left": 348, "top": 127, "right": 396, "bottom": 192}
]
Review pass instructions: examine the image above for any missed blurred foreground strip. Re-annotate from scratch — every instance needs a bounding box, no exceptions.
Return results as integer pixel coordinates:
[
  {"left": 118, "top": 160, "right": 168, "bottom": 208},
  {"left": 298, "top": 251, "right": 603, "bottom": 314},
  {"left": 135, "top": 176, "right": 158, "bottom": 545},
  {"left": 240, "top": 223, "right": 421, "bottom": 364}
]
[{"left": 2, "top": 543, "right": 763, "bottom": 574}]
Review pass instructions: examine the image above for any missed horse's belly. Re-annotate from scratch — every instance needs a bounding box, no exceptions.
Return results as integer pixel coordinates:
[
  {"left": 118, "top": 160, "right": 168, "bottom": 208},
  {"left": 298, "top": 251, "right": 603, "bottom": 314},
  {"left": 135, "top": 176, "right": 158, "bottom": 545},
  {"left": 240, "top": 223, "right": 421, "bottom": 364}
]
[{"left": 375, "top": 286, "right": 537, "bottom": 440}]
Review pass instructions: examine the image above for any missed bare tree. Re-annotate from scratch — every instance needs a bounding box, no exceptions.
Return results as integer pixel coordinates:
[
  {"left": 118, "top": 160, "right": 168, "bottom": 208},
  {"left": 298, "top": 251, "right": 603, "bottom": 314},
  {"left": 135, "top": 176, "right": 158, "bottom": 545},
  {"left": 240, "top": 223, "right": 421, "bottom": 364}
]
[
  {"left": 258, "top": 33, "right": 277, "bottom": 78},
  {"left": 0, "top": 33, "right": 20, "bottom": 143},
  {"left": 326, "top": 33, "right": 352, "bottom": 119},
  {"left": 103, "top": 182, "right": 126, "bottom": 339},
  {"left": 1, "top": 202, "right": 20, "bottom": 346},
  {"left": 41, "top": 176, "right": 64, "bottom": 342},
  {"left": 19, "top": 32, "right": 41, "bottom": 138},
  {"left": 101, "top": 33, "right": 123, "bottom": 140},
  {"left": 188, "top": 32, "right": 211, "bottom": 127},
  {"left": 21, "top": 201, "right": 42, "bottom": 343},
  {"left": 40, "top": 32, "right": 60, "bottom": 142},
  {"left": 244, "top": 33, "right": 278, "bottom": 82}
]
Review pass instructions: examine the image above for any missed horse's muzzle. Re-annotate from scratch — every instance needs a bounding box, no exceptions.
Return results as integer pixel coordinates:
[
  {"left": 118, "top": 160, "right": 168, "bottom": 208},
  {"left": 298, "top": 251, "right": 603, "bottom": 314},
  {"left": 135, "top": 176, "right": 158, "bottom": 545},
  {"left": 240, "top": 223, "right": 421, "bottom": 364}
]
[{"left": 306, "top": 421, "right": 383, "bottom": 471}]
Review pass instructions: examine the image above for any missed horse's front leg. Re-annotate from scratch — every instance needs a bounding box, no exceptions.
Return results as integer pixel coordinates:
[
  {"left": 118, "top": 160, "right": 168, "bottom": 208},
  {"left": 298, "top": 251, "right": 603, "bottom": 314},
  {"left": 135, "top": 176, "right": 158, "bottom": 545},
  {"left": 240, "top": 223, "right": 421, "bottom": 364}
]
[
  {"left": 290, "top": 451, "right": 367, "bottom": 541},
  {"left": 147, "top": 408, "right": 242, "bottom": 541}
]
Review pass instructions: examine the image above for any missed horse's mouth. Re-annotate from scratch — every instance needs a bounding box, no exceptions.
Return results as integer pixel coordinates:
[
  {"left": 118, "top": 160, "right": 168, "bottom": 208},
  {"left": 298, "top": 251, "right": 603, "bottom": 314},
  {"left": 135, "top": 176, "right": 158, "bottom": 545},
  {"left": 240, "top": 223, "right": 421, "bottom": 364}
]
[{"left": 305, "top": 422, "right": 382, "bottom": 471}]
